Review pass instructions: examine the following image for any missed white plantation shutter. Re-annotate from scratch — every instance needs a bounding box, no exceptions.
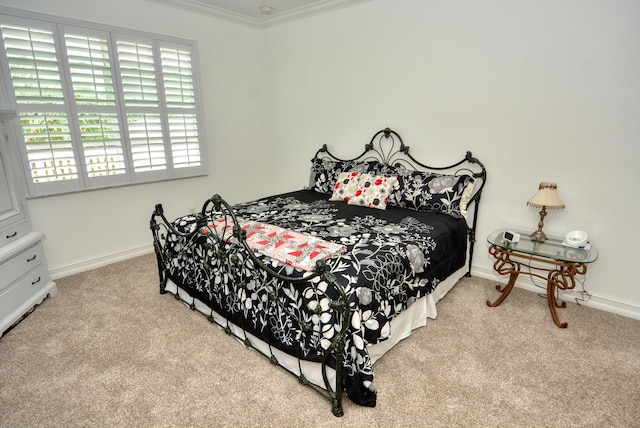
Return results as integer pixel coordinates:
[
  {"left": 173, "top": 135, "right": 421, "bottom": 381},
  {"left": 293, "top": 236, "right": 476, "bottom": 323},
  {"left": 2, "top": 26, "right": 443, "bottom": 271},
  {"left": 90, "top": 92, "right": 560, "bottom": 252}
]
[
  {"left": 78, "top": 112, "right": 126, "bottom": 177},
  {"left": 0, "top": 11, "right": 206, "bottom": 197},
  {"left": 0, "top": 19, "right": 79, "bottom": 190},
  {"left": 1, "top": 24, "right": 65, "bottom": 105},
  {"left": 127, "top": 113, "right": 166, "bottom": 171},
  {"left": 168, "top": 114, "right": 200, "bottom": 168},
  {"left": 65, "top": 32, "right": 115, "bottom": 106},
  {"left": 161, "top": 45, "right": 201, "bottom": 169},
  {"left": 21, "top": 112, "right": 76, "bottom": 182},
  {"left": 117, "top": 40, "right": 159, "bottom": 108},
  {"left": 161, "top": 47, "right": 195, "bottom": 109},
  {"left": 116, "top": 38, "right": 166, "bottom": 174},
  {"left": 114, "top": 37, "right": 203, "bottom": 176},
  {"left": 64, "top": 29, "right": 126, "bottom": 181}
]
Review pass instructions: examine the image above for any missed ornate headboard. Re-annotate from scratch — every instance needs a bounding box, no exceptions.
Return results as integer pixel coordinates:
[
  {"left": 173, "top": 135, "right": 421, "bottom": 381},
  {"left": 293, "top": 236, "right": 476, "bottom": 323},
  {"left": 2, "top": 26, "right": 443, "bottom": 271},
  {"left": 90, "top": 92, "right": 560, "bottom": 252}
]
[{"left": 313, "top": 127, "right": 487, "bottom": 276}]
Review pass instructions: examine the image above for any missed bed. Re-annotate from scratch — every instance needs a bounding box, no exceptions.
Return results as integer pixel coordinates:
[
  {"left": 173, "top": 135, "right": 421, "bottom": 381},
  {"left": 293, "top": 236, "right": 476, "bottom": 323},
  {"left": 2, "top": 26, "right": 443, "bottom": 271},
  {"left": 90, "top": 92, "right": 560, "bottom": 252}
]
[{"left": 150, "top": 127, "right": 486, "bottom": 416}]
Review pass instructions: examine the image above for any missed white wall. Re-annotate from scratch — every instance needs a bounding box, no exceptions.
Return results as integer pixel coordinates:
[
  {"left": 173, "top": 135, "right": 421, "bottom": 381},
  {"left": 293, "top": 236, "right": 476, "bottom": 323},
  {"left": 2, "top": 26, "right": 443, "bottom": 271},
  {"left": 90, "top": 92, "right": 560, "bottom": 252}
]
[
  {"left": 1, "top": 0, "right": 639, "bottom": 319},
  {"left": 261, "top": 0, "right": 640, "bottom": 317},
  {"left": 0, "top": 0, "right": 268, "bottom": 275}
]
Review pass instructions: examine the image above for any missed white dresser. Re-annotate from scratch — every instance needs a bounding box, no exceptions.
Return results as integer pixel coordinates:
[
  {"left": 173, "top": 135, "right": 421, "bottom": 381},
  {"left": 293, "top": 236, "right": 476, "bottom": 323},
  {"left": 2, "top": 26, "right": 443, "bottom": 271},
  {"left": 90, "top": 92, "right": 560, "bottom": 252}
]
[{"left": 0, "top": 110, "right": 57, "bottom": 337}]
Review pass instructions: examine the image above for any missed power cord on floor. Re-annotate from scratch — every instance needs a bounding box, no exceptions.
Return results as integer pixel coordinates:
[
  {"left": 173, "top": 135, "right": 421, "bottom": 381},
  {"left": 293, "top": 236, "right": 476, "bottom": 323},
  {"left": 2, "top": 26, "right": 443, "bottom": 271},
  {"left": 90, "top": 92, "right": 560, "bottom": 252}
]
[
  {"left": 573, "top": 274, "right": 592, "bottom": 305},
  {"left": 522, "top": 257, "right": 548, "bottom": 299}
]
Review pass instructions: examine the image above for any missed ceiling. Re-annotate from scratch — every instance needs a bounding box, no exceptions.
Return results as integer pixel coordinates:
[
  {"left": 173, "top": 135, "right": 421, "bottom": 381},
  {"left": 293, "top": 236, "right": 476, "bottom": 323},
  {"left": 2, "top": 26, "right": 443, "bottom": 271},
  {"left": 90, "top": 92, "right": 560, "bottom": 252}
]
[{"left": 148, "top": 0, "right": 370, "bottom": 27}]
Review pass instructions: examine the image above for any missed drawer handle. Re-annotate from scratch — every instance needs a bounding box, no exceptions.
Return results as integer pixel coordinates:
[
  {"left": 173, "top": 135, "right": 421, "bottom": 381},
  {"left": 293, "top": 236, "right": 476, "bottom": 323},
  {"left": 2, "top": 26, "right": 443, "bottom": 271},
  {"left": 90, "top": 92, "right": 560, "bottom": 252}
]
[
  {"left": 27, "top": 254, "right": 37, "bottom": 262},
  {"left": 6, "top": 231, "right": 18, "bottom": 239},
  {"left": 32, "top": 276, "right": 41, "bottom": 285}
]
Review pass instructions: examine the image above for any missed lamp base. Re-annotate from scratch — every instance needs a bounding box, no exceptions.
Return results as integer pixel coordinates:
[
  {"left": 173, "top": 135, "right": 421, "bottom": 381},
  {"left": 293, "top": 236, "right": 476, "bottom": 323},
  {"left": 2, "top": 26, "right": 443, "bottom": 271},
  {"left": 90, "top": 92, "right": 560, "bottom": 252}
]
[
  {"left": 530, "top": 206, "right": 548, "bottom": 242},
  {"left": 530, "top": 229, "right": 547, "bottom": 242}
]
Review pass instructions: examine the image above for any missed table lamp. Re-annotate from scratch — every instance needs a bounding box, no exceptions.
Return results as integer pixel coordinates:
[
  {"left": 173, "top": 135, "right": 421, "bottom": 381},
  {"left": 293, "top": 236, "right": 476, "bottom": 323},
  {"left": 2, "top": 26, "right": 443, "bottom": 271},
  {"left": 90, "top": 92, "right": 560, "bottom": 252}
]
[{"left": 527, "top": 182, "right": 565, "bottom": 242}]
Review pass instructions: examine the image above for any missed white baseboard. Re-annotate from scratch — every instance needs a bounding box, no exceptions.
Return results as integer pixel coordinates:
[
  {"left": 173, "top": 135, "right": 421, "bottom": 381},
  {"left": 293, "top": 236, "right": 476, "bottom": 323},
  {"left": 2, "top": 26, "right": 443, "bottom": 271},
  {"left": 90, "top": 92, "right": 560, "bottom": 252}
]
[
  {"left": 472, "top": 265, "right": 640, "bottom": 321},
  {"left": 49, "top": 245, "right": 155, "bottom": 280},
  {"left": 48, "top": 249, "right": 640, "bottom": 322}
]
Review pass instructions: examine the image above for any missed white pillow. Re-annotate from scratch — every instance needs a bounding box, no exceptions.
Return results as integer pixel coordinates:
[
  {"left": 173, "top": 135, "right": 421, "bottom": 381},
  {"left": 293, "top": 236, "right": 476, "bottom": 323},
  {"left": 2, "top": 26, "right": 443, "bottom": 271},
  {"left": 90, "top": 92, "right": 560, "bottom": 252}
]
[{"left": 459, "top": 178, "right": 476, "bottom": 220}]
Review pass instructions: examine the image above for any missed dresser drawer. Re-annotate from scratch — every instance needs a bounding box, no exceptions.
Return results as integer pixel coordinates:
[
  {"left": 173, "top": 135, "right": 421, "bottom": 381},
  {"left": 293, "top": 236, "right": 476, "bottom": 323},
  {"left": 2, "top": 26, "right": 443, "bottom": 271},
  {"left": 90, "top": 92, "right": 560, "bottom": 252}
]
[
  {"left": 0, "top": 221, "right": 29, "bottom": 249},
  {"left": 0, "top": 242, "right": 45, "bottom": 293},
  {"left": 0, "top": 265, "right": 48, "bottom": 320}
]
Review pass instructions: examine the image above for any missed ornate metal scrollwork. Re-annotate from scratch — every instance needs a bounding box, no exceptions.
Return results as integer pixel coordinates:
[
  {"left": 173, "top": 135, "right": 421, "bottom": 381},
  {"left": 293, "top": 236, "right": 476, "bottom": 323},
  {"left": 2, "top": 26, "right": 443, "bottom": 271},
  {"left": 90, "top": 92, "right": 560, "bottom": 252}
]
[
  {"left": 150, "top": 194, "right": 350, "bottom": 417},
  {"left": 312, "top": 127, "right": 486, "bottom": 277},
  {"left": 487, "top": 244, "right": 589, "bottom": 328},
  {"left": 151, "top": 127, "right": 488, "bottom": 416}
]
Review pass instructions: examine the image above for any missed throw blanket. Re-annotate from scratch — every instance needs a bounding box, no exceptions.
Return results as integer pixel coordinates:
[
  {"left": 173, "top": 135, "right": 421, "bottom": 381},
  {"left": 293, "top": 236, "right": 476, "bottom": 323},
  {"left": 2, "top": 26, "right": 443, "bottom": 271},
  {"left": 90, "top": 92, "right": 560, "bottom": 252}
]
[{"left": 208, "top": 218, "right": 346, "bottom": 271}]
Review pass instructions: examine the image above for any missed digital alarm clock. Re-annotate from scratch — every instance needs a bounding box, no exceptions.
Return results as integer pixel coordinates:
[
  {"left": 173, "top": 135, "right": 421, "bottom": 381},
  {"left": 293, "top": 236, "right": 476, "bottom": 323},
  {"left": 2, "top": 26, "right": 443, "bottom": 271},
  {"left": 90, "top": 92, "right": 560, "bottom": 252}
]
[{"left": 502, "top": 230, "right": 520, "bottom": 244}]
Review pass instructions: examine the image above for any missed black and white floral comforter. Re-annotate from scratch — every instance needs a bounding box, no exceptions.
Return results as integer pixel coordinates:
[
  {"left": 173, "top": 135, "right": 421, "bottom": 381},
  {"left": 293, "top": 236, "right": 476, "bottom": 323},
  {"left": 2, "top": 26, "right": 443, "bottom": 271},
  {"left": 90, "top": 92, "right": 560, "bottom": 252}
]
[{"left": 160, "top": 190, "right": 468, "bottom": 407}]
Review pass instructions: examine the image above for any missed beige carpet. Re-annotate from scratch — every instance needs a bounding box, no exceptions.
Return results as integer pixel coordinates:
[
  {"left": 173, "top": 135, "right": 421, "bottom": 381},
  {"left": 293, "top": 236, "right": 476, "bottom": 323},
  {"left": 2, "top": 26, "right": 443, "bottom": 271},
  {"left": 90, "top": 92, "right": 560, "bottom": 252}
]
[{"left": 1, "top": 253, "right": 639, "bottom": 427}]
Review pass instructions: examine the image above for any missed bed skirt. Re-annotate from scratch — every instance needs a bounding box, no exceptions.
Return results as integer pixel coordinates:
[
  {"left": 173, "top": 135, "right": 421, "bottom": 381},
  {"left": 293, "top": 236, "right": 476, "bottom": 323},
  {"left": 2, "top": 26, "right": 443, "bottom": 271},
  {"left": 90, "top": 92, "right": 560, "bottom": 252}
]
[{"left": 161, "top": 262, "right": 467, "bottom": 394}]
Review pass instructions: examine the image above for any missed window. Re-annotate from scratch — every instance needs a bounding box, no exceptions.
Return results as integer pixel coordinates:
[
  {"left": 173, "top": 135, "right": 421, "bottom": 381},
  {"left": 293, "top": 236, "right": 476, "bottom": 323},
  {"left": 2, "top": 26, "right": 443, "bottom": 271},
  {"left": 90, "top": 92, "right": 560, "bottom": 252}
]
[{"left": 0, "top": 11, "right": 206, "bottom": 197}]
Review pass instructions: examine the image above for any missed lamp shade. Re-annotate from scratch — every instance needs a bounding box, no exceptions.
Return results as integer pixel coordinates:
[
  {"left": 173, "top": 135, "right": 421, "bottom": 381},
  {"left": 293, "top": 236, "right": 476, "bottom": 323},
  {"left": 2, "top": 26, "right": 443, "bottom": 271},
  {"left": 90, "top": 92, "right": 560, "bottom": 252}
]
[{"left": 527, "top": 182, "right": 565, "bottom": 210}]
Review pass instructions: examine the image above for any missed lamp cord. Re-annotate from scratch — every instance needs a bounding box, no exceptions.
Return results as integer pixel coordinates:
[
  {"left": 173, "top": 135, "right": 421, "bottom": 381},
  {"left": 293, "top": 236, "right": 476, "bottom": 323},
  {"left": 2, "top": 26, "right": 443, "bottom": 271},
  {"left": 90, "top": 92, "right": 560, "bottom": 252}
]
[{"left": 523, "top": 258, "right": 591, "bottom": 305}]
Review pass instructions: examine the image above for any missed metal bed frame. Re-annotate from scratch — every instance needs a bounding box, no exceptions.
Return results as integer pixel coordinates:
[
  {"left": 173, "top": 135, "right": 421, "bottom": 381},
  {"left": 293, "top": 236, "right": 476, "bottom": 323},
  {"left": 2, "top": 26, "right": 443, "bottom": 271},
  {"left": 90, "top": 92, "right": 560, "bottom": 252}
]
[{"left": 149, "top": 127, "right": 486, "bottom": 416}]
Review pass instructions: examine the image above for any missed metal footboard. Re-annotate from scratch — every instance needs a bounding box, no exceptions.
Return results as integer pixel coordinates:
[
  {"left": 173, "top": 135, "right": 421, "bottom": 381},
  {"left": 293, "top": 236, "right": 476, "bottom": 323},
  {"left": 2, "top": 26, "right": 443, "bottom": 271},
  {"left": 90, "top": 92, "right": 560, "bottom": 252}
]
[{"left": 150, "top": 194, "right": 350, "bottom": 417}]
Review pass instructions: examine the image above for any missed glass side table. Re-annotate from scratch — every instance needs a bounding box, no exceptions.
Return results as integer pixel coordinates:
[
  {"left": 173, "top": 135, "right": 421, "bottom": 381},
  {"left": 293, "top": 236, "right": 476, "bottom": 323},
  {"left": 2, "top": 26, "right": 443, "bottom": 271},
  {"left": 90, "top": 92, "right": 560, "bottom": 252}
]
[{"left": 486, "top": 229, "right": 598, "bottom": 328}]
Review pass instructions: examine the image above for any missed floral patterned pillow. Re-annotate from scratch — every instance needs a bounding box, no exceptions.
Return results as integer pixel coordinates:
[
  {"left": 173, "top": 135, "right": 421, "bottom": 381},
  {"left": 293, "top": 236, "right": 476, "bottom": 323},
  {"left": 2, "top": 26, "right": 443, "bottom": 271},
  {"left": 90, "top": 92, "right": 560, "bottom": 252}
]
[
  {"left": 371, "top": 163, "right": 402, "bottom": 206},
  {"left": 394, "top": 168, "right": 474, "bottom": 218},
  {"left": 371, "top": 163, "right": 400, "bottom": 176},
  {"left": 330, "top": 171, "right": 370, "bottom": 202},
  {"left": 347, "top": 175, "right": 398, "bottom": 210},
  {"left": 308, "top": 159, "right": 377, "bottom": 195}
]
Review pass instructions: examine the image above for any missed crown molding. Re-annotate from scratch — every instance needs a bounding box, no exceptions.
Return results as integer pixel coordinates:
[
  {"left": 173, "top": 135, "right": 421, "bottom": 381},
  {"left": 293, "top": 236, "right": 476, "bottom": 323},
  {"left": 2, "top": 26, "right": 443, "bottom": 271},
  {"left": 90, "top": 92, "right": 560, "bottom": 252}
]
[
  {"left": 146, "top": 0, "right": 372, "bottom": 28},
  {"left": 147, "top": 0, "right": 258, "bottom": 27}
]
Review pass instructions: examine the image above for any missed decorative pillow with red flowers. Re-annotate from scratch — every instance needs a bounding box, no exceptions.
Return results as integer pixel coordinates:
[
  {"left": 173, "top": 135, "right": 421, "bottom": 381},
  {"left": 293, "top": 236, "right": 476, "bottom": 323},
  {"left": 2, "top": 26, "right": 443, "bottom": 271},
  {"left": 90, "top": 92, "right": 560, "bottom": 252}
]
[
  {"left": 330, "top": 171, "right": 370, "bottom": 202},
  {"left": 347, "top": 175, "right": 398, "bottom": 210}
]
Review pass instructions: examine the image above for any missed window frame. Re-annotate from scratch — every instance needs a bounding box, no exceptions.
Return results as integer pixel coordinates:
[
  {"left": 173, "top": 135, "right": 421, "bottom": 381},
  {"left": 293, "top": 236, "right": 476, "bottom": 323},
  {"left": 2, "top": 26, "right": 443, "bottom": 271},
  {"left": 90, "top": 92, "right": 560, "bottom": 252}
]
[{"left": 0, "top": 7, "right": 207, "bottom": 198}]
